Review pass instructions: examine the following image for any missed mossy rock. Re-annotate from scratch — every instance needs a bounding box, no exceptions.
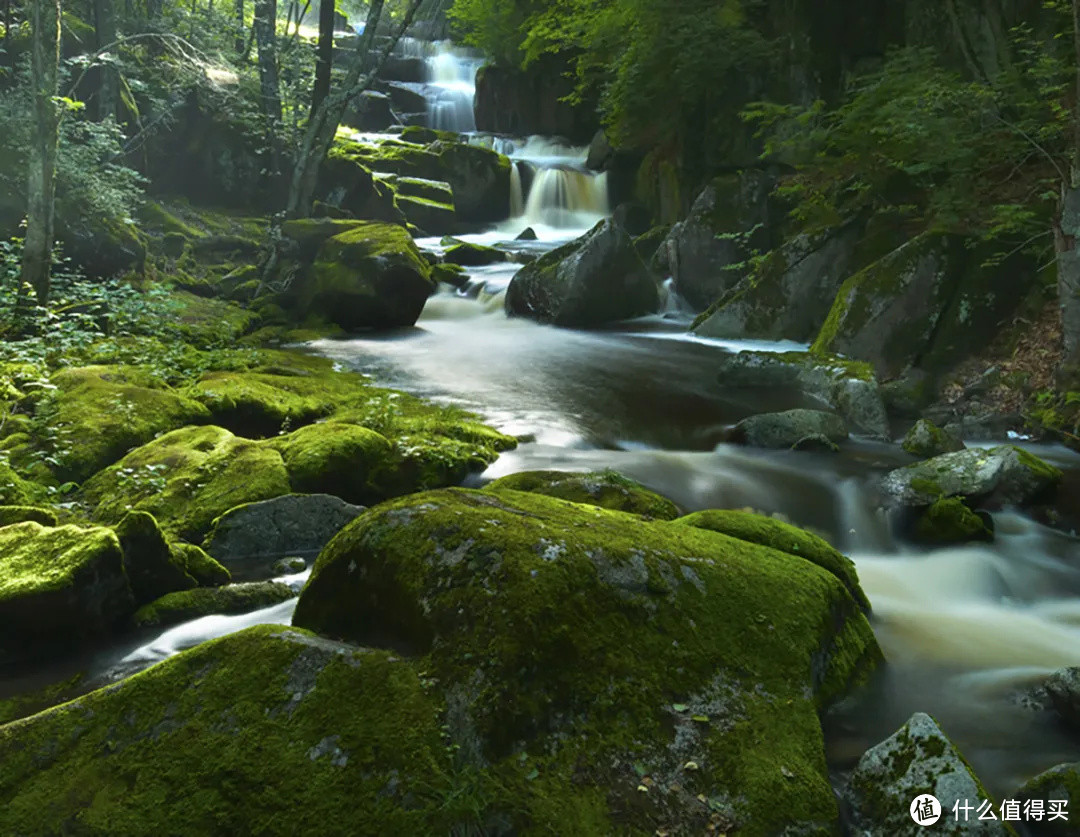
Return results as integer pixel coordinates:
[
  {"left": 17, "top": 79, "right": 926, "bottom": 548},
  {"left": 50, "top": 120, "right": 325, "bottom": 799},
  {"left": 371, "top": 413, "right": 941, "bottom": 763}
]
[
  {"left": 269, "top": 422, "right": 396, "bottom": 505},
  {"left": 0, "top": 522, "right": 134, "bottom": 664},
  {"left": 0, "top": 626, "right": 467, "bottom": 835},
  {"left": 394, "top": 194, "right": 458, "bottom": 236},
  {"left": 281, "top": 217, "right": 365, "bottom": 260},
  {"left": 902, "top": 419, "right": 965, "bottom": 459},
  {"left": 79, "top": 425, "right": 292, "bottom": 542},
  {"left": 0, "top": 672, "right": 85, "bottom": 727},
  {"left": 294, "top": 222, "right": 436, "bottom": 331},
  {"left": 912, "top": 497, "right": 993, "bottom": 545},
  {"left": 37, "top": 365, "right": 211, "bottom": 482},
  {"left": 172, "top": 541, "right": 230, "bottom": 587},
  {"left": 0, "top": 505, "right": 58, "bottom": 527},
  {"left": 293, "top": 487, "right": 882, "bottom": 834},
  {"left": 0, "top": 461, "right": 48, "bottom": 506},
  {"left": 442, "top": 241, "right": 507, "bottom": 267},
  {"left": 114, "top": 511, "right": 198, "bottom": 605},
  {"left": 131, "top": 581, "right": 294, "bottom": 629},
  {"left": 485, "top": 469, "right": 680, "bottom": 520},
  {"left": 1016, "top": 763, "right": 1080, "bottom": 836},
  {"left": 675, "top": 508, "right": 871, "bottom": 612},
  {"left": 384, "top": 174, "right": 454, "bottom": 205},
  {"left": 431, "top": 262, "right": 468, "bottom": 287}
]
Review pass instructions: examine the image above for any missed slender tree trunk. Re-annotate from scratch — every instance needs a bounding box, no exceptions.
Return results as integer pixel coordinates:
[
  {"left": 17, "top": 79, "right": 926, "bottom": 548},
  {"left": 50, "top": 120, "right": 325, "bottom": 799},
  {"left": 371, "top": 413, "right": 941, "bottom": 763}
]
[
  {"left": 309, "top": 0, "right": 333, "bottom": 121},
  {"left": 21, "top": 0, "right": 62, "bottom": 306},
  {"left": 254, "top": 0, "right": 283, "bottom": 174},
  {"left": 93, "top": 0, "right": 118, "bottom": 121},
  {"left": 1057, "top": 0, "right": 1080, "bottom": 364},
  {"left": 233, "top": 0, "right": 243, "bottom": 53}
]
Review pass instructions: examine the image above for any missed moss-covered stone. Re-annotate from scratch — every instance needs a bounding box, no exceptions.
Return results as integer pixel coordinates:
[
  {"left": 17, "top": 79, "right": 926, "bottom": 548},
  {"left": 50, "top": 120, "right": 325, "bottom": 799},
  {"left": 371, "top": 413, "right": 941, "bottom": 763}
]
[
  {"left": 186, "top": 370, "right": 346, "bottom": 437},
  {"left": 395, "top": 195, "right": 457, "bottom": 236},
  {"left": 79, "top": 425, "right": 292, "bottom": 541},
  {"left": 0, "top": 626, "right": 467, "bottom": 835},
  {"left": 292, "top": 222, "right": 436, "bottom": 331},
  {"left": 0, "top": 522, "right": 133, "bottom": 664},
  {"left": 442, "top": 241, "right": 507, "bottom": 267},
  {"left": 172, "top": 541, "right": 231, "bottom": 587},
  {"left": 131, "top": 581, "right": 295, "bottom": 629},
  {"left": 114, "top": 511, "right": 197, "bottom": 604},
  {"left": 0, "top": 462, "right": 48, "bottom": 506},
  {"left": 294, "top": 487, "right": 882, "bottom": 834},
  {"left": 675, "top": 508, "right": 871, "bottom": 612},
  {"left": 913, "top": 498, "right": 993, "bottom": 545},
  {"left": 1017, "top": 762, "right": 1080, "bottom": 836},
  {"left": 270, "top": 421, "right": 395, "bottom": 505},
  {"left": 35, "top": 365, "right": 211, "bottom": 482},
  {"left": 902, "top": 418, "right": 965, "bottom": 459},
  {"left": 0, "top": 672, "right": 85, "bottom": 726},
  {"left": 0, "top": 504, "right": 57, "bottom": 527},
  {"left": 485, "top": 469, "right": 680, "bottom": 520}
]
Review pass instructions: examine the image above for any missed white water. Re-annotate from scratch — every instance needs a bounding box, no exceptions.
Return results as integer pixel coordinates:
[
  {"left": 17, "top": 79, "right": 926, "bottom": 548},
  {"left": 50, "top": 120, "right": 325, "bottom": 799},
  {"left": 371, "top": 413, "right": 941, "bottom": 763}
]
[{"left": 392, "top": 38, "right": 484, "bottom": 132}]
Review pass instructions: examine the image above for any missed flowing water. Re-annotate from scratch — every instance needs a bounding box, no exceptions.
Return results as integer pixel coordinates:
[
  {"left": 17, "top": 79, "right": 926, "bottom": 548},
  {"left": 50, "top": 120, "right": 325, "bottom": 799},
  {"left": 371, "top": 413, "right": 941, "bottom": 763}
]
[
  {"left": 37, "top": 36, "right": 1080, "bottom": 803},
  {"left": 394, "top": 38, "right": 484, "bottom": 132}
]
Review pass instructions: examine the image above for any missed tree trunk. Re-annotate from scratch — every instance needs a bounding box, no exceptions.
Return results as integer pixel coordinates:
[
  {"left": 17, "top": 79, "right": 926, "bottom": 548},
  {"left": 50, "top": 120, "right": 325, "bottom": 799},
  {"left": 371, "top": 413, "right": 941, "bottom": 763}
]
[
  {"left": 254, "top": 0, "right": 283, "bottom": 174},
  {"left": 309, "top": 0, "right": 333, "bottom": 121},
  {"left": 21, "top": 0, "right": 61, "bottom": 306},
  {"left": 1058, "top": 0, "right": 1080, "bottom": 365},
  {"left": 233, "top": 0, "right": 243, "bottom": 53},
  {"left": 93, "top": 0, "right": 118, "bottom": 121}
]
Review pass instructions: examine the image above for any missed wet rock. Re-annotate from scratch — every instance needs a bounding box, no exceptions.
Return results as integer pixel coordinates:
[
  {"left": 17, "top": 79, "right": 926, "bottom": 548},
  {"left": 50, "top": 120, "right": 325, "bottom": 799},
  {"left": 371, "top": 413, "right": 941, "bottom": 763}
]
[
  {"left": 654, "top": 171, "right": 776, "bottom": 310},
  {"left": 515, "top": 226, "right": 537, "bottom": 241},
  {"left": 791, "top": 433, "right": 840, "bottom": 453},
  {"left": 293, "top": 487, "right": 881, "bottom": 834},
  {"left": 272, "top": 556, "right": 307, "bottom": 574},
  {"left": 485, "top": 469, "right": 680, "bottom": 519},
  {"left": 1015, "top": 763, "right": 1080, "bottom": 835},
  {"left": 0, "top": 626, "right": 451, "bottom": 834},
  {"left": 911, "top": 497, "right": 994, "bottom": 545},
  {"left": 1043, "top": 667, "right": 1080, "bottom": 731},
  {"left": 715, "top": 351, "right": 890, "bottom": 440},
  {"left": 131, "top": 581, "right": 295, "bottom": 629},
  {"left": 0, "top": 522, "right": 134, "bottom": 665},
  {"left": 881, "top": 368, "right": 934, "bottom": 417},
  {"left": 442, "top": 241, "right": 506, "bottom": 267},
  {"left": 0, "top": 505, "right": 58, "bottom": 527},
  {"left": 729, "top": 408, "right": 847, "bottom": 450},
  {"left": 902, "top": 419, "right": 965, "bottom": 459},
  {"left": 880, "top": 445, "right": 1062, "bottom": 510},
  {"left": 342, "top": 90, "right": 398, "bottom": 132},
  {"left": 289, "top": 221, "right": 436, "bottom": 331},
  {"left": 842, "top": 712, "right": 1007, "bottom": 836},
  {"left": 431, "top": 262, "right": 467, "bottom": 287},
  {"left": 114, "top": 511, "right": 200, "bottom": 604},
  {"left": 385, "top": 81, "right": 427, "bottom": 114},
  {"left": 203, "top": 493, "right": 365, "bottom": 568},
  {"left": 505, "top": 217, "right": 659, "bottom": 327}
]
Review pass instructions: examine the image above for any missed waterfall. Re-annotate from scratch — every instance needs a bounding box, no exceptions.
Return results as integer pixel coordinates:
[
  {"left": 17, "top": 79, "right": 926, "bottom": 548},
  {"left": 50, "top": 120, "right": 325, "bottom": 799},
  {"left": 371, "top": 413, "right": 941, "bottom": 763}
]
[
  {"left": 522, "top": 168, "right": 609, "bottom": 227},
  {"left": 509, "top": 163, "right": 524, "bottom": 218},
  {"left": 391, "top": 39, "right": 483, "bottom": 133}
]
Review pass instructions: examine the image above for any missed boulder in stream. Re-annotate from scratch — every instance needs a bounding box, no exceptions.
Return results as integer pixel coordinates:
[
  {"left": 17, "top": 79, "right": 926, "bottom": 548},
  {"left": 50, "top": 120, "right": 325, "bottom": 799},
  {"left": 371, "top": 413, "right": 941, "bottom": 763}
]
[
  {"left": 131, "top": 581, "right": 296, "bottom": 629},
  {"left": 715, "top": 351, "right": 890, "bottom": 440},
  {"left": 902, "top": 418, "right": 966, "bottom": 459},
  {"left": 504, "top": 217, "right": 659, "bottom": 327},
  {"left": 292, "top": 486, "right": 881, "bottom": 834},
  {"left": 1016, "top": 763, "right": 1080, "bottom": 835},
  {"left": 442, "top": 241, "right": 507, "bottom": 266},
  {"left": 485, "top": 469, "right": 680, "bottom": 519},
  {"left": 203, "top": 493, "right": 365, "bottom": 569},
  {"left": 880, "top": 445, "right": 1062, "bottom": 510},
  {"left": 1040, "top": 667, "right": 1080, "bottom": 731},
  {"left": 842, "top": 712, "right": 1007, "bottom": 836},
  {"left": 728, "top": 408, "right": 848, "bottom": 450}
]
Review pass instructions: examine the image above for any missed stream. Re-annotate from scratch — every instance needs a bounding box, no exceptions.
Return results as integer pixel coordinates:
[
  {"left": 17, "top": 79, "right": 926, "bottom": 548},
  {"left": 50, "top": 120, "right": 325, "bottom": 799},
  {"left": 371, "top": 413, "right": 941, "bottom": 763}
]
[{"left": 51, "top": 38, "right": 1080, "bottom": 802}]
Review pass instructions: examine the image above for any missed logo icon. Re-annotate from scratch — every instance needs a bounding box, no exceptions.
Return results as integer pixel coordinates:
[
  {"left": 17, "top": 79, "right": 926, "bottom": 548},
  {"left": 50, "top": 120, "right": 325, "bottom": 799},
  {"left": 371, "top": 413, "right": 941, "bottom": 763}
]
[{"left": 910, "top": 794, "right": 942, "bottom": 826}]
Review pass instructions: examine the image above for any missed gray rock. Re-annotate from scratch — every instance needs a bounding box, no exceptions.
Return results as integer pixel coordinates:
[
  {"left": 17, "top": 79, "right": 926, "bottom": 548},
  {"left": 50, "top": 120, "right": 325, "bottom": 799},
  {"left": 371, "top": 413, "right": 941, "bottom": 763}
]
[
  {"left": 272, "top": 557, "right": 308, "bottom": 575},
  {"left": 505, "top": 218, "right": 659, "bottom": 327},
  {"left": 715, "top": 351, "right": 890, "bottom": 440},
  {"left": 654, "top": 171, "right": 775, "bottom": 310},
  {"left": 902, "top": 419, "right": 965, "bottom": 459},
  {"left": 202, "top": 494, "right": 365, "bottom": 569},
  {"left": 880, "top": 445, "right": 1062, "bottom": 509},
  {"left": 342, "top": 90, "right": 398, "bottom": 133},
  {"left": 729, "top": 409, "right": 847, "bottom": 450},
  {"left": 1044, "top": 667, "right": 1080, "bottom": 730},
  {"left": 842, "top": 712, "right": 1007, "bottom": 836},
  {"left": 1016, "top": 762, "right": 1079, "bottom": 835}
]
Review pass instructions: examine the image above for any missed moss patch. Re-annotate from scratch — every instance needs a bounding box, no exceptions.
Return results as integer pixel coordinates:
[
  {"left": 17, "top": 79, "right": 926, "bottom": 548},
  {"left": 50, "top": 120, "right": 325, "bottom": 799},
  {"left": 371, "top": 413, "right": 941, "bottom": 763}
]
[
  {"left": 913, "top": 498, "right": 993, "bottom": 545},
  {"left": 486, "top": 469, "right": 680, "bottom": 520},
  {"left": 131, "top": 581, "right": 294, "bottom": 629}
]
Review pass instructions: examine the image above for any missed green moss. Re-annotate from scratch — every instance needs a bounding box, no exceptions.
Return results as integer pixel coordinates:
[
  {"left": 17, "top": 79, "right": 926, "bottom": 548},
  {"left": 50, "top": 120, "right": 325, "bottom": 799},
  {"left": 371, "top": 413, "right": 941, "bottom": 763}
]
[
  {"left": 0, "top": 626, "right": 466, "bottom": 835},
  {"left": 294, "top": 487, "right": 882, "bottom": 834},
  {"left": 0, "top": 463, "right": 49, "bottom": 506},
  {"left": 79, "top": 425, "right": 292, "bottom": 541},
  {"left": 901, "top": 419, "right": 964, "bottom": 459},
  {"left": 486, "top": 469, "right": 680, "bottom": 520},
  {"left": 909, "top": 476, "right": 944, "bottom": 497},
  {"left": 913, "top": 498, "right": 992, "bottom": 545},
  {"left": 131, "top": 581, "right": 294, "bottom": 629},
  {"left": 675, "top": 508, "right": 871, "bottom": 612},
  {"left": 114, "top": 511, "right": 197, "bottom": 604},
  {"left": 173, "top": 542, "right": 230, "bottom": 587},
  {"left": 0, "top": 505, "right": 58, "bottom": 527},
  {"left": 0, "top": 672, "right": 85, "bottom": 726},
  {"left": 1015, "top": 447, "right": 1065, "bottom": 483},
  {"left": 35, "top": 365, "right": 211, "bottom": 482},
  {"left": 442, "top": 242, "right": 506, "bottom": 267},
  {"left": 269, "top": 421, "right": 395, "bottom": 505}
]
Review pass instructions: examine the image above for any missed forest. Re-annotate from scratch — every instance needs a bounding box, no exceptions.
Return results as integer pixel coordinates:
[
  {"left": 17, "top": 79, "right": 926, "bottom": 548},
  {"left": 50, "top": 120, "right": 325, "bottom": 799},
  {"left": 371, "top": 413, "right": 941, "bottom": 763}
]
[{"left": 0, "top": 0, "right": 1079, "bottom": 833}]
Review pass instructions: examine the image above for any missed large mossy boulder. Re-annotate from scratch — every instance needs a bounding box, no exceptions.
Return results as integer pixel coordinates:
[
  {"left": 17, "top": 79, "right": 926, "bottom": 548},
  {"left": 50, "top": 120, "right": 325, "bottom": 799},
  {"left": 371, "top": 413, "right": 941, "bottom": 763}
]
[
  {"left": 202, "top": 493, "right": 365, "bottom": 569},
  {"left": 0, "top": 626, "right": 461, "bottom": 835},
  {"left": 293, "top": 487, "right": 882, "bottom": 834},
  {"left": 0, "top": 522, "right": 133, "bottom": 664},
  {"left": 880, "top": 445, "right": 1063, "bottom": 510},
  {"left": 485, "top": 469, "right": 680, "bottom": 520},
  {"left": 0, "top": 463, "right": 48, "bottom": 506},
  {"left": 912, "top": 497, "right": 994, "bottom": 545},
  {"left": 715, "top": 350, "right": 890, "bottom": 440},
  {"left": 504, "top": 218, "right": 659, "bottom": 327},
  {"left": 653, "top": 171, "right": 775, "bottom": 310},
  {"left": 39, "top": 366, "right": 211, "bottom": 482},
  {"left": 131, "top": 581, "right": 295, "bottom": 629},
  {"left": 903, "top": 418, "right": 965, "bottom": 459},
  {"left": 1017, "top": 763, "right": 1080, "bottom": 835},
  {"left": 842, "top": 713, "right": 1007, "bottom": 836},
  {"left": 728, "top": 408, "right": 848, "bottom": 449},
  {"left": 79, "top": 425, "right": 292, "bottom": 541},
  {"left": 114, "top": 511, "right": 199, "bottom": 604},
  {"left": 269, "top": 421, "right": 395, "bottom": 504},
  {"left": 292, "top": 221, "right": 436, "bottom": 331}
]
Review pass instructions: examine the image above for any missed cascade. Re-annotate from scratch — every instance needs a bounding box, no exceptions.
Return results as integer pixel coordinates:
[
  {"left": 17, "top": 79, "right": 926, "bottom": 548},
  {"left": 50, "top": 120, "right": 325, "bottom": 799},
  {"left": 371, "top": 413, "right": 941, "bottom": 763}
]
[{"left": 392, "top": 38, "right": 484, "bottom": 133}]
